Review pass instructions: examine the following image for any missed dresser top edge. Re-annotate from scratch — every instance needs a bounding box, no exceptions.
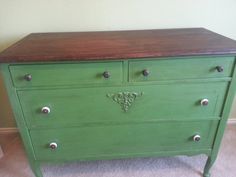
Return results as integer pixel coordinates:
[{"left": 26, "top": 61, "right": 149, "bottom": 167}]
[{"left": 0, "top": 28, "right": 236, "bottom": 63}]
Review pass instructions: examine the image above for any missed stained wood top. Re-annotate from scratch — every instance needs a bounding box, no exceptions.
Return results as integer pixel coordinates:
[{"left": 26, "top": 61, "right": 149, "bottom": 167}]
[{"left": 0, "top": 28, "right": 236, "bottom": 62}]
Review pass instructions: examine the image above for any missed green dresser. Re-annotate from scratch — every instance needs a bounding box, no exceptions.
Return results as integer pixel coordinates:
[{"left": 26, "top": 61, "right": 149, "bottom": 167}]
[{"left": 1, "top": 28, "right": 236, "bottom": 177}]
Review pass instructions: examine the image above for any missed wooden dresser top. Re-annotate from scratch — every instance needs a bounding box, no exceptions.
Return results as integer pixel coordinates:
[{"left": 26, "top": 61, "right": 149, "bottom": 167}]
[{"left": 0, "top": 28, "right": 236, "bottom": 63}]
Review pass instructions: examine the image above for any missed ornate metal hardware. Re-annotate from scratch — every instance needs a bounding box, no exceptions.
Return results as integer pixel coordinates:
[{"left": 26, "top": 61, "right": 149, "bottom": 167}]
[{"left": 107, "top": 92, "right": 143, "bottom": 112}]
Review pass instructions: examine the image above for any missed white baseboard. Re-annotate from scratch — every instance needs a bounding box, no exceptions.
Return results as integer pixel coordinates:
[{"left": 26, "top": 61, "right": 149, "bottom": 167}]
[
  {"left": 0, "top": 128, "right": 18, "bottom": 133},
  {"left": 228, "top": 118, "right": 236, "bottom": 124},
  {"left": 0, "top": 145, "right": 3, "bottom": 158}
]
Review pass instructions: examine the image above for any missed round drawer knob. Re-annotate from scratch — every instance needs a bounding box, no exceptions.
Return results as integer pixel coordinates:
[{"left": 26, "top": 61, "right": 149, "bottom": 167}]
[
  {"left": 193, "top": 135, "right": 201, "bottom": 142},
  {"left": 49, "top": 142, "right": 58, "bottom": 150},
  {"left": 142, "top": 69, "right": 150, "bottom": 77},
  {"left": 216, "top": 66, "right": 224, "bottom": 72},
  {"left": 103, "top": 71, "right": 110, "bottom": 79},
  {"left": 41, "top": 107, "right": 50, "bottom": 114},
  {"left": 200, "top": 99, "right": 209, "bottom": 106},
  {"left": 24, "top": 74, "right": 32, "bottom": 81}
]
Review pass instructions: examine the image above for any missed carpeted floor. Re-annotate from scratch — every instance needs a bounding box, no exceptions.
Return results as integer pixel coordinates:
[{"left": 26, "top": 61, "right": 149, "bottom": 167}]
[{"left": 0, "top": 124, "right": 236, "bottom": 177}]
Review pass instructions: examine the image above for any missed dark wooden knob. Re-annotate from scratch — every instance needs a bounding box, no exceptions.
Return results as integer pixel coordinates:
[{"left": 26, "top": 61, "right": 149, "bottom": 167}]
[
  {"left": 24, "top": 74, "right": 32, "bottom": 81},
  {"left": 103, "top": 71, "right": 110, "bottom": 78},
  {"left": 142, "top": 69, "right": 150, "bottom": 76},
  {"left": 216, "top": 66, "right": 224, "bottom": 72},
  {"left": 49, "top": 142, "right": 57, "bottom": 150}
]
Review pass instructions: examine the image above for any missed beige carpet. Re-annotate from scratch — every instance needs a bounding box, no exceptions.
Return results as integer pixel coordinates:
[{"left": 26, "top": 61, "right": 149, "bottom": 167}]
[{"left": 0, "top": 124, "right": 236, "bottom": 177}]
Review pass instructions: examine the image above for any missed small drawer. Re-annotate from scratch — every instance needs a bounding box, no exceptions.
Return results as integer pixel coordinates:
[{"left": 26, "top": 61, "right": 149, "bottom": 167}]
[
  {"left": 30, "top": 120, "right": 218, "bottom": 161},
  {"left": 129, "top": 57, "right": 234, "bottom": 82},
  {"left": 9, "top": 61, "right": 123, "bottom": 87},
  {"left": 18, "top": 82, "right": 228, "bottom": 128}
]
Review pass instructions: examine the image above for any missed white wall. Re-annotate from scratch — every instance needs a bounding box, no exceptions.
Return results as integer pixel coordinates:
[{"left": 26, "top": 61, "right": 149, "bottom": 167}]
[
  {"left": 0, "top": 0, "right": 236, "bottom": 127},
  {"left": 1, "top": 0, "right": 236, "bottom": 51}
]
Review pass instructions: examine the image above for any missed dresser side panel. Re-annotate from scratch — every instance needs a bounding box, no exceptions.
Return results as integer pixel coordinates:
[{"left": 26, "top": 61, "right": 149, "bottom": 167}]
[
  {"left": 0, "top": 64, "right": 37, "bottom": 161},
  {"left": 210, "top": 57, "right": 236, "bottom": 157}
]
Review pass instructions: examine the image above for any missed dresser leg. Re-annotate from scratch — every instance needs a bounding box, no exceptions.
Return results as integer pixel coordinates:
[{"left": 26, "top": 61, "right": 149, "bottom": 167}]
[
  {"left": 203, "top": 156, "right": 216, "bottom": 177},
  {"left": 203, "top": 173, "right": 210, "bottom": 177},
  {"left": 30, "top": 161, "right": 43, "bottom": 177}
]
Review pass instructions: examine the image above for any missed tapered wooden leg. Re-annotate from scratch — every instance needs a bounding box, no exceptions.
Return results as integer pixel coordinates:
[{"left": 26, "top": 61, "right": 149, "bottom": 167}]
[
  {"left": 30, "top": 160, "right": 43, "bottom": 177},
  {"left": 203, "top": 156, "right": 216, "bottom": 177}
]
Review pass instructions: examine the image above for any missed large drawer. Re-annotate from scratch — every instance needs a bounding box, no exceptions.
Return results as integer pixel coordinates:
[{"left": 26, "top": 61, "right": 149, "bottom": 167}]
[
  {"left": 9, "top": 61, "right": 123, "bottom": 87},
  {"left": 129, "top": 57, "right": 234, "bottom": 82},
  {"left": 18, "top": 82, "right": 228, "bottom": 128},
  {"left": 30, "top": 120, "right": 218, "bottom": 161}
]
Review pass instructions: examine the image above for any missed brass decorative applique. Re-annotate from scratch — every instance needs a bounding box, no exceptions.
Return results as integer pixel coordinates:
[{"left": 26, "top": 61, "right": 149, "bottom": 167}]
[{"left": 107, "top": 92, "right": 143, "bottom": 112}]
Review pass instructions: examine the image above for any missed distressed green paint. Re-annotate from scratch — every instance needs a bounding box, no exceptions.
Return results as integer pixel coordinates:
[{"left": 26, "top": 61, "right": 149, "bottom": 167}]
[
  {"left": 203, "top": 58, "right": 236, "bottom": 177},
  {"left": 1, "top": 56, "right": 236, "bottom": 177},
  {"left": 0, "top": 64, "right": 43, "bottom": 177},
  {"left": 31, "top": 120, "right": 218, "bottom": 161},
  {"left": 129, "top": 57, "right": 234, "bottom": 82},
  {"left": 17, "top": 83, "right": 227, "bottom": 129},
  {"left": 10, "top": 61, "right": 123, "bottom": 87}
]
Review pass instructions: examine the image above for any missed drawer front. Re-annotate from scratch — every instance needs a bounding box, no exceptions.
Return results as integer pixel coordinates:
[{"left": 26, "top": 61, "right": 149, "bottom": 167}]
[
  {"left": 18, "top": 82, "right": 228, "bottom": 128},
  {"left": 10, "top": 61, "right": 123, "bottom": 87},
  {"left": 129, "top": 57, "right": 234, "bottom": 82},
  {"left": 30, "top": 120, "right": 218, "bottom": 160}
]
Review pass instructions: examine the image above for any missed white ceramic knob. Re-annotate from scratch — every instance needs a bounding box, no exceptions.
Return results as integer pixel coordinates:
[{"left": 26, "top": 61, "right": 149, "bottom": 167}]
[
  {"left": 193, "top": 135, "right": 201, "bottom": 142},
  {"left": 49, "top": 142, "right": 57, "bottom": 150},
  {"left": 200, "top": 99, "right": 209, "bottom": 106},
  {"left": 41, "top": 107, "right": 50, "bottom": 114}
]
